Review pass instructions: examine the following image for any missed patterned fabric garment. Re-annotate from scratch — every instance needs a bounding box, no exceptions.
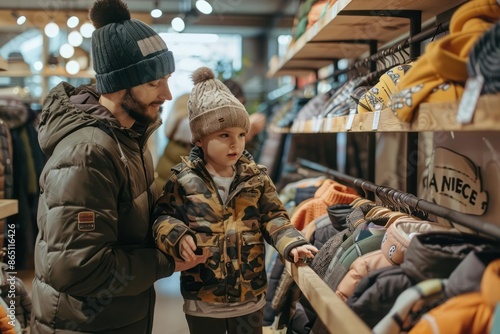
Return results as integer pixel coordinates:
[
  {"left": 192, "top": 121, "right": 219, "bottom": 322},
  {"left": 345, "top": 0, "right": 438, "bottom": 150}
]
[
  {"left": 467, "top": 22, "right": 500, "bottom": 94},
  {"left": 152, "top": 146, "right": 309, "bottom": 304},
  {"left": 409, "top": 258, "right": 500, "bottom": 334},
  {"left": 323, "top": 69, "right": 385, "bottom": 117},
  {"left": 372, "top": 279, "right": 447, "bottom": 334},
  {"left": 389, "top": 0, "right": 500, "bottom": 122},
  {"left": 357, "top": 63, "right": 414, "bottom": 113}
]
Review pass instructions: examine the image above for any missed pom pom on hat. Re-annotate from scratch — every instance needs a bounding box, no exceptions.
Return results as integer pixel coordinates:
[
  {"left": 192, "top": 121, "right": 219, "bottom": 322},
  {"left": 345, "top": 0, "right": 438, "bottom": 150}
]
[
  {"left": 188, "top": 67, "right": 250, "bottom": 143},
  {"left": 191, "top": 67, "right": 215, "bottom": 85},
  {"left": 90, "top": 0, "right": 175, "bottom": 94},
  {"left": 89, "top": 0, "right": 131, "bottom": 28}
]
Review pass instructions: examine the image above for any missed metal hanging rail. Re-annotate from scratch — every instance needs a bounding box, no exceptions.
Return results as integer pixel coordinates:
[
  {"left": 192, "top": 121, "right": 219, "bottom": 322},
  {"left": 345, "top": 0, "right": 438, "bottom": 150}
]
[{"left": 297, "top": 158, "right": 500, "bottom": 240}]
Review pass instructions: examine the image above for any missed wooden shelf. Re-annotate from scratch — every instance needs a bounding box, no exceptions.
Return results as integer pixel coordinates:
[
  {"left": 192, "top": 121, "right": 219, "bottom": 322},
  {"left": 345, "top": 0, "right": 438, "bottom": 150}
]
[
  {"left": 289, "top": 109, "right": 409, "bottom": 133},
  {"left": 0, "top": 200, "right": 18, "bottom": 220},
  {"left": 0, "top": 71, "right": 34, "bottom": 78},
  {"left": 269, "top": 123, "right": 291, "bottom": 134},
  {"left": 285, "top": 261, "right": 371, "bottom": 334},
  {"left": 283, "top": 95, "right": 500, "bottom": 134},
  {"left": 411, "top": 95, "right": 500, "bottom": 131},
  {"left": 42, "top": 67, "right": 95, "bottom": 79},
  {"left": 0, "top": 69, "right": 94, "bottom": 79},
  {"left": 268, "top": 0, "right": 465, "bottom": 77}
]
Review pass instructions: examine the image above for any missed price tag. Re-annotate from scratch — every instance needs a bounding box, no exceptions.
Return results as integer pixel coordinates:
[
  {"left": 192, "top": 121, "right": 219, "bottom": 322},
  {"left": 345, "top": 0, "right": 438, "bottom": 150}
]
[
  {"left": 372, "top": 103, "right": 382, "bottom": 131},
  {"left": 456, "top": 75, "right": 484, "bottom": 124},
  {"left": 328, "top": 6, "right": 335, "bottom": 20},
  {"left": 313, "top": 24, "right": 319, "bottom": 36},
  {"left": 325, "top": 115, "right": 333, "bottom": 132},
  {"left": 332, "top": 1, "right": 339, "bottom": 16},
  {"left": 345, "top": 108, "right": 356, "bottom": 131},
  {"left": 299, "top": 121, "right": 306, "bottom": 133},
  {"left": 313, "top": 116, "right": 324, "bottom": 133}
]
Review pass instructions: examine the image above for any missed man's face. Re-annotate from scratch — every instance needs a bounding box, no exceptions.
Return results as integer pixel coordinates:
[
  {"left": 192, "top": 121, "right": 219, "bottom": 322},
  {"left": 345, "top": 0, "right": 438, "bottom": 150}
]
[{"left": 121, "top": 74, "right": 172, "bottom": 124}]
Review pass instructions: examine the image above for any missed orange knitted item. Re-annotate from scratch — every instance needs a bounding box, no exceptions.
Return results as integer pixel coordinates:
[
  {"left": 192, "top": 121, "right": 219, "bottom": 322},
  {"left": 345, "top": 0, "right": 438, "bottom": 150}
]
[
  {"left": 0, "top": 303, "right": 16, "bottom": 334},
  {"left": 291, "top": 179, "right": 359, "bottom": 230}
]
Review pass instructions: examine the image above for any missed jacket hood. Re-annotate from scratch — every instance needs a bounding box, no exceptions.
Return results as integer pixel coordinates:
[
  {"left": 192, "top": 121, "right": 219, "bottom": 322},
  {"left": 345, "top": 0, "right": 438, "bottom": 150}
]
[
  {"left": 445, "top": 248, "right": 500, "bottom": 298},
  {"left": 38, "top": 82, "right": 161, "bottom": 157},
  {"left": 187, "top": 145, "right": 254, "bottom": 163},
  {"left": 174, "top": 146, "right": 261, "bottom": 185},
  {"left": 401, "top": 232, "right": 497, "bottom": 283}
]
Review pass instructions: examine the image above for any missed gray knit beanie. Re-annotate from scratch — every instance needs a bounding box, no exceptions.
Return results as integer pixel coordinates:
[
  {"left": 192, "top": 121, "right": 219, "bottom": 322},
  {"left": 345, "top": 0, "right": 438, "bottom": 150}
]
[
  {"left": 89, "top": 0, "right": 175, "bottom": 94},
  {"left": 188, "top": 67, "right": 250, "bottom": 143}
]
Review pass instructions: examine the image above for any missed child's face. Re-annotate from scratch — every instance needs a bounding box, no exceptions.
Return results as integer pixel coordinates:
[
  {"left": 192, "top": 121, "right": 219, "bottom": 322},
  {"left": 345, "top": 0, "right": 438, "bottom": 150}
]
[{"left": 195, "top": 127, "right": 247, "bottom": 176}]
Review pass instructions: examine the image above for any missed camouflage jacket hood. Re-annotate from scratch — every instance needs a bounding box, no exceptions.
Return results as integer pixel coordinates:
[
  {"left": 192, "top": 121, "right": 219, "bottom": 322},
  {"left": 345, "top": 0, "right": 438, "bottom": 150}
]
[{"left": 152, "top": 146, "right": 308, "bottom": 303}]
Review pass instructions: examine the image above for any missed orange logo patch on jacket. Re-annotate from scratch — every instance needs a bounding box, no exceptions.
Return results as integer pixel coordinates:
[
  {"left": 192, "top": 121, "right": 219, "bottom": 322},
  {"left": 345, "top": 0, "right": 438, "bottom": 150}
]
[{"left": 78, "top": 212, "right": 95, "bottom": 232}]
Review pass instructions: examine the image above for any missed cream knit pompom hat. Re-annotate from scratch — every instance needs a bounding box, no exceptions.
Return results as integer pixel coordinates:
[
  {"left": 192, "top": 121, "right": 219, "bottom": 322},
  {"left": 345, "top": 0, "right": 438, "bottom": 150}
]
[{"left": 188, "top": 67, "right": 250, "bottom": 143}]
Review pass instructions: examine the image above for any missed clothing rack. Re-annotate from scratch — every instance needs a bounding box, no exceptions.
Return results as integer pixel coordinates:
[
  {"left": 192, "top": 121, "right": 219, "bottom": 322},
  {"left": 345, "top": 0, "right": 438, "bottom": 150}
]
[
  {"left": 297, "top": 158, "right": 500, "bottom": 240},
  {"left": 326, "top": 20, "right": 451, "bottom": 81}
]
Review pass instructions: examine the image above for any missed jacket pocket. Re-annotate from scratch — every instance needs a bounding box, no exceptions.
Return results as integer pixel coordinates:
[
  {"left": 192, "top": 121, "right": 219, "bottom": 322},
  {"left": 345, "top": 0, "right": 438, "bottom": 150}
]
[
  {"left": 240, "top": 232, "right": 265, "bottom": 281},
  {"left": 195, "top": 234, "right": 222, "bottom": 278},
  {"left": 238, "top": 189, "right": 260, "bottom": 207}
]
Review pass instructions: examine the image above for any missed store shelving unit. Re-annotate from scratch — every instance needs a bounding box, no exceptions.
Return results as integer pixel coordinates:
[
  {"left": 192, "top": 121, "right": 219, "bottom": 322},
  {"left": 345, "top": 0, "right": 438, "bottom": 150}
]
[
  {"left": 285, "top": 94, "right": 500, "bottom": 133},
  {"left": 265, "top": 0, "right": 495, "bottom": 333},
  {"left": 268, "top": 0, "right": 465, "bottom": 77},
  {"left": 0, "top": 199, "right": 18, "bottom": 220}
]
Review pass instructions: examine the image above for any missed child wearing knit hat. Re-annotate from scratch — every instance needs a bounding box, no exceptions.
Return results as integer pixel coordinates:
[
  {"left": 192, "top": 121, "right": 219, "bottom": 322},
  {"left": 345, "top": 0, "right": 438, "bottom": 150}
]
[{"left": 152, "top": 67, "right": 318, "bottom": 334}]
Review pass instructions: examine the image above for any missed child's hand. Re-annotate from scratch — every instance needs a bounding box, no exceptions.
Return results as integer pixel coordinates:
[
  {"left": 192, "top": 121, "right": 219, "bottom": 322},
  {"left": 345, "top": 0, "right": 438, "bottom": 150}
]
[
  {"left": 179, "top": 235, "right": 198, "bottom": 261},
  {"left": 174, "top": 249, "right": 210, "bottom": 272},
  {"left": 289, "top": 244, "right": 318, "bottom": 265},
  {"left": 175, "top": 235, "right": 211, "bottom": 271}
]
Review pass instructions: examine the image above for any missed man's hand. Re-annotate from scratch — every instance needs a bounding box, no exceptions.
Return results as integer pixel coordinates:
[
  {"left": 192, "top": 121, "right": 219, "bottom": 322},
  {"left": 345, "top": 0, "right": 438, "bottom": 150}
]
[{"left": 289, "top": 244, "right": 318, "bottom": 265}]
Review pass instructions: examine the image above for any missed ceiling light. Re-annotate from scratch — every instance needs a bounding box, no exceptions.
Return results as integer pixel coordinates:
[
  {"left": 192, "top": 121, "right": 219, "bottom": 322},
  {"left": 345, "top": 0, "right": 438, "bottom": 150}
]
[
  {"left": 80, "top": 22, "right": 95, "bottom": 38},
  {"left": 17, "top": 16, "right": 27, "bottom": 25},
  {"left": 68, "top": 31, "right": 83, "bottom": 47},
  {"left": 34, "top": 61, "right": 44, "bottom": 71},
  {"left": 44, "top": 21, "right": 60, "bottom": 38},
  {"left": 59, "top": 44, "right": 75, "bottom": 59},
  {"left": 151, "top": 0, "right": 162, "bottom": 18},
  {"left": 67, "top": 16, "right": 79, "bottom": 29},
  {"left": 12, "top": 12, "right": 26, "bottom": 26},
  {"left": 195, "top": 0, "right": 212, "bottom": 14},
  {"left": 171, "top": 17, "right": 185, "bottom": 32},
  {"left": 151, "top": 9, "right": 162, "bottom": 18},
  {"left": 66, "top": 60, "right": 80, "bottom": 75}
]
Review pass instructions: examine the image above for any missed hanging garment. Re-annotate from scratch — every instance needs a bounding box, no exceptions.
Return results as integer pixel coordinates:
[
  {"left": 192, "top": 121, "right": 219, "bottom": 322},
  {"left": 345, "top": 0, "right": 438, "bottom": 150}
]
[
  {"left": 335, "top": 219, "right": 455, "bottom": 302},
  {"left": 357, "top": 63, "right": 414, "bottom": 113},
  {"left": 347, "top": 232, "right": 499, "bottom": 328},
  {"left": 409, "top": 258, "right": 500, "bottom": 334},
  {"left": 389, "top": 0, "right": 500, "bottom": 122},
  {"left": 467, "top": 22, "right": 500, "bottom": 94},
  {"left": 373, "top": 278, "right": 447, "bottom": 334},
  {"left": 290, "top": 179, "right": 359, "bottom": 231},
  {"left": 373, "top": 248, "right": 500, "bottom": 334}
]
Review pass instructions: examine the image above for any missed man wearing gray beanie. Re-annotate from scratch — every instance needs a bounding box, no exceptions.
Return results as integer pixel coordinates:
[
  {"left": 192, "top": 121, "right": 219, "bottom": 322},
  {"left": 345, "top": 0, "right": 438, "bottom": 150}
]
[{"left": 31, "top": 0, "right": 204, "bottom": 333}]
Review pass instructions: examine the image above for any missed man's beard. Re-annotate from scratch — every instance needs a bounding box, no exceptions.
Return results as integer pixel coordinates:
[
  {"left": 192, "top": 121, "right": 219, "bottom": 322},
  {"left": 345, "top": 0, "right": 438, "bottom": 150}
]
[{"left": 120, "top": 89, "right": 160, "bottom": 125}]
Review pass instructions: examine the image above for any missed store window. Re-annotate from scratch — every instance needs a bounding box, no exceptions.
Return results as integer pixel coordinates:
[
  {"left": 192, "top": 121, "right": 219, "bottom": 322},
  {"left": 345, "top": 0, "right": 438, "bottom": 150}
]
[{"left": 154, "top": 32, "right": 243, "bottom": 162}]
